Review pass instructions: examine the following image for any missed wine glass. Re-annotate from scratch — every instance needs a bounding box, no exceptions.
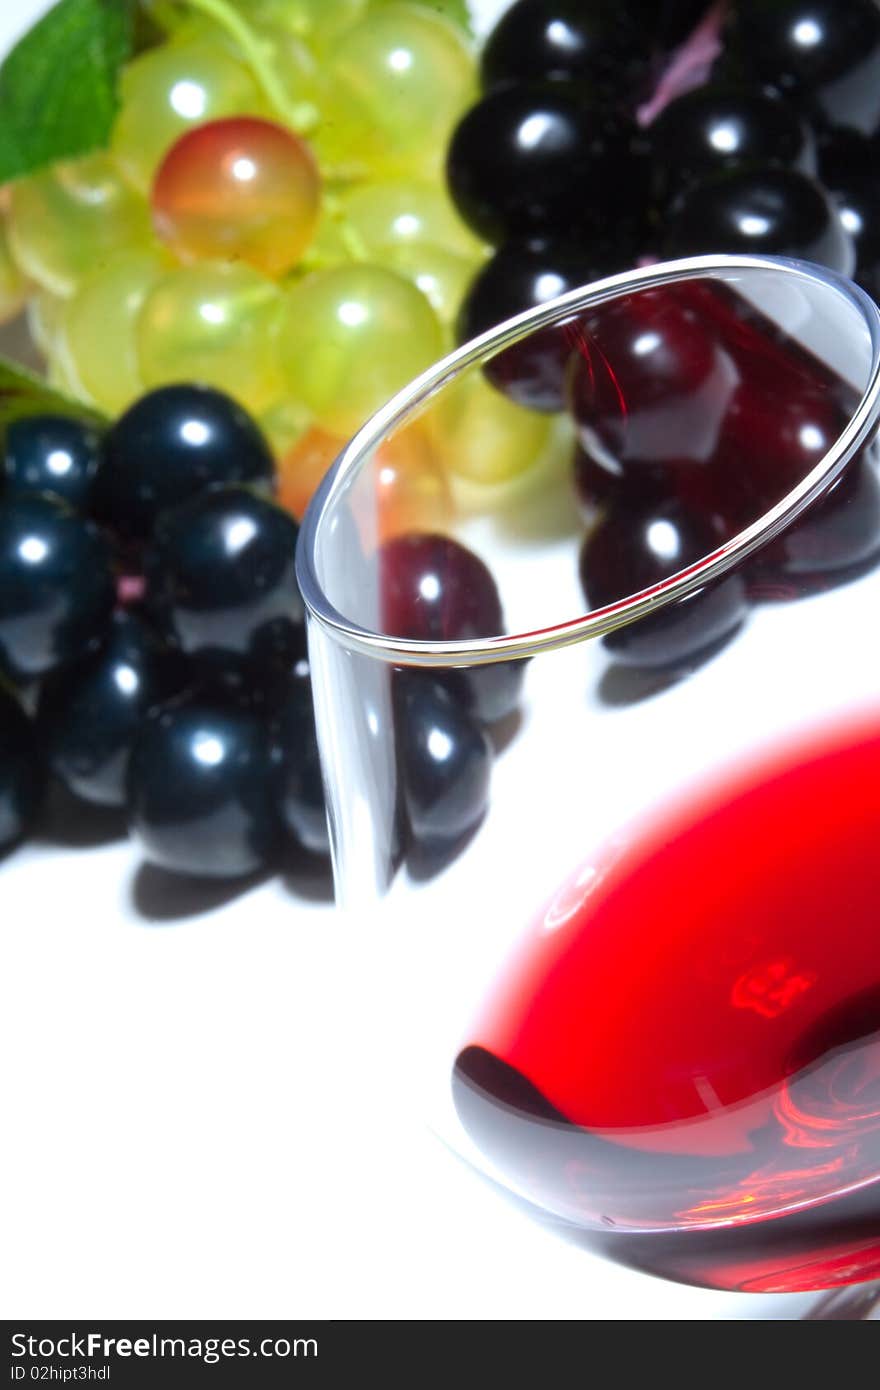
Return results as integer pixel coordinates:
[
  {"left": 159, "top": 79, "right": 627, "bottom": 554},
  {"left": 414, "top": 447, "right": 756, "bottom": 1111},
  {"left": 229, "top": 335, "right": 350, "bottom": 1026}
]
[{"left": 295, "top": 254, "right": 880, "bottom": 1308}]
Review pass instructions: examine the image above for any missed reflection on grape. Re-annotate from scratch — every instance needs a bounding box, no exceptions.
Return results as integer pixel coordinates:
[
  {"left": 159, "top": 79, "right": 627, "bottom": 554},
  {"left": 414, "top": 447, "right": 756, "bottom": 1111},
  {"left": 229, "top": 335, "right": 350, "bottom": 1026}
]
[
  {"left": 112, "top": 38, "right": 264, "bottom": 195},
  {"left": 63, "top": 248, "right": 167, "bottom": 415},
  {"left": 425, "top": 369, "right": 552, "bottom": 485},
  {"left": 317, "top": 5, "right": 476, "bottom": 177},
  {"left": 277, "top": 264, "right": 443, "bottom": 436},
  {"left": 152, "top": 116, "right": 321, "bottom": 275},
  {"left": 373, "top": 422, "right": 451, "bottom": 541},
  {"left": 137, "top": 262, "right": 284, "bottom": 413},
  {"left": 7, "top": 154, "right": 150, "bottom": 297}
]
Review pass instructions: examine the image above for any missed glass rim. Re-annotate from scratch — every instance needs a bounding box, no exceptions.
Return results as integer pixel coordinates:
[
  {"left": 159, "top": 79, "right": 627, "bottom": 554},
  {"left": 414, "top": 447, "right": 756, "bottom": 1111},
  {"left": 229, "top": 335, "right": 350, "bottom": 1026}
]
[{"left": 295, "top": 253, "right": 880, "bottom": 669}]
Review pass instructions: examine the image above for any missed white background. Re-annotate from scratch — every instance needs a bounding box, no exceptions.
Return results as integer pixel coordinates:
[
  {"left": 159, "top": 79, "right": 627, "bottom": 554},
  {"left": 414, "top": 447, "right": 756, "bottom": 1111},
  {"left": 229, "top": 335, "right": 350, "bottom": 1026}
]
[{"left": 0, "top": 0, "right": 834, "bottom": 1321}]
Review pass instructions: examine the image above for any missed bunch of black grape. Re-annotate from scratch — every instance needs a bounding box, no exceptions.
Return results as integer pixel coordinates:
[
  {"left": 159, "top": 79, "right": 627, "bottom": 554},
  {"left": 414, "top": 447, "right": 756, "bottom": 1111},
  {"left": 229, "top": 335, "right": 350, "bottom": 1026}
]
[
  {"left": 449, "top": 0, "right": 880, "bottom": 417},
  {"left": 0, "top": 385, "right": 328, "bottom": 879},
  {"left": 0, "top": 383, "right": 522, "bottom": 885},
  {"left": 445, "top": 0, "right": 880, "bottom": 678}
]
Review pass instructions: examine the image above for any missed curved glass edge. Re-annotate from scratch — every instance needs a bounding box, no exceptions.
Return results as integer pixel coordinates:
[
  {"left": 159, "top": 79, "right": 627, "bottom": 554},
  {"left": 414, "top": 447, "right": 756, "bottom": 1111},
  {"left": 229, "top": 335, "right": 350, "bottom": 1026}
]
[{"left": 295, "top": 253, "right": 880, "bottom": 669}]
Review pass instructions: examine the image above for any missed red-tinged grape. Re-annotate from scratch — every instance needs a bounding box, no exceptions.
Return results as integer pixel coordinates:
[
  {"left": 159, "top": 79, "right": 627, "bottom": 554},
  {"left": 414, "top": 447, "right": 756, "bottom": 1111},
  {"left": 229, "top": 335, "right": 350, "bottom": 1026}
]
[
  {"left": 277, "top": 425, "right": 342, "bottom": 520},
  {"left": 112, "top": 37, "right": 265, "bottom": 195},
  {"left": 278, "top": 422, "right": 449, "bottom": 539},
  {"left": 152, "top": 117, "right": 321, "bottom": 277}
]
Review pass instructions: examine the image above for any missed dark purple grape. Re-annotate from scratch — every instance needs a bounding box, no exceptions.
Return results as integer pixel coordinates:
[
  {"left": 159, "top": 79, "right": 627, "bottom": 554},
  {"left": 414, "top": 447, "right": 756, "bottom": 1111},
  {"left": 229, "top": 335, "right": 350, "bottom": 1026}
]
[
  {"left": 647, "top": 85, "right": 816, "bottom": 206},
  {"left": 396, "top": 671, "right": 492, "bottom": 854},
  {"left": 709, "top": 375, "right": 850, "bottom": 529},
  {"left": 380, "top": 532, "right": 503, "bottom": 641},
  {"left": 572, "top": 443, "right": 645, "bottom": 517},
  {"left": 145, "top": 485, "right": 304, "bottom": 673},
  {"left": 724, "top": 0, "right": 880, "bottom": 136},
  {"left": 567, "top": 288, "right": 736, "bottom": 480},
  {"left": 818, "top": 127, "right": 880, "bottom": 303},
  {"left": 661, "top": 165, "right": 855, "bottom": 273},
  {"left": 458, "top": 240, "right": 640, "bottom": 413},
  {"left": 127, "top": 697, "right": 283, "bottom": 878},
  {"left": 270, "top": 665, "right": 330, "bottom": 858},
  {"left": 634, "top": 0, "right": 713, "bottom": 49},
  {"left": 94, "top": 384, "right": 274, "bottom": 542},
  {"left": 579, "top": 499, "right": 748, "bottom": 668},
  {"left": 748, "top": 452, "right": 880, "bottom": 594},
  {"left": 480, "top": 0, "right": 655, "bottom": 100},
  {"left": 0, "top": 685, "right": 45, "bottom": 855},
  {"left": 3, "top": 415, "right": 103, "bottom": 511},
  {"left": 446, "top": 84, "right": 647, "bottom": 245},
  {"left": 380, "top": 532, "right": 523, "bottom": 725},
  {"left": 0, "top": 494, "right": 115, "bottom": 684},
  {"left": 39, "top": 610, "right": 181, "bottom": 808}
]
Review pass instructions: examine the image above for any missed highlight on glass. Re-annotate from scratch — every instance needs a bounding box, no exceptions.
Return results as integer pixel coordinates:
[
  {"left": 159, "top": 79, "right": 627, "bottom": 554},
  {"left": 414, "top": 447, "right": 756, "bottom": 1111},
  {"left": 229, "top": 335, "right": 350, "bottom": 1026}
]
[{"left": 296, "top": 254, "right": 880, "bottom": 1300}]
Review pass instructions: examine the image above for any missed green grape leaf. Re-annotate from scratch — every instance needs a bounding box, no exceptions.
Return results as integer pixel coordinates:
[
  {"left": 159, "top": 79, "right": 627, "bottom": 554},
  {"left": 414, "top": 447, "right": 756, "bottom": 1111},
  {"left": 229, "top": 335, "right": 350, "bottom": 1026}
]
[
  {"left": 0, "top": 356, "right": 106, "bottom": 440},
  {"left": 373, "top": 0, "right": 474, "bottom": 39},
  {"left": 0, "top": 0, "right": 136, "bottom": 183}
]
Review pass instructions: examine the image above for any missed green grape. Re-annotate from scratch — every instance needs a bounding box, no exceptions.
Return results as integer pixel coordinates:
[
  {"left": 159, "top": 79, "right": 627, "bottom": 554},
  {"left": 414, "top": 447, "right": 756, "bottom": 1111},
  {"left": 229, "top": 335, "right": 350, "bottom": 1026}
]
[
  {"left": 369, "top": 0, "right": 472, "bottom": 36},
  {"left": 425, "top": 369, "right": 552, "bottom": 485},
  {"left": 341, "top": 179, "right": 482, "bottom": 257},
  {"left": 259, "top": 396, "right": 312, "bottom": 456},
  {"left": 7, "top": 154, "right": 151, "bottom": 298},
  {"left": 384, "top": 242, "right": 479, "bottom": 325},
  {"left": 255, "top": 0, "right": 367, "bottom": 50},
  {"left": 277, "top": 263, "right": 443, "bottom": 436},
  {"left": 315, "top": 5, "right": 476, "bottom": 178},
  {"left": 137, "top": 261, "right": 284, "bottom": 414},
  {"left": 27, "top": 289, "right": 66, "bottom": 359},
  {"left": 112, "top": 37, "right": 265, "bottom": 195},
  {"left": 0, "top": 222, "right": 26, "bottom": 324},
  {"left": 62, "top": 248, "right": 168, "bottom": 415}
]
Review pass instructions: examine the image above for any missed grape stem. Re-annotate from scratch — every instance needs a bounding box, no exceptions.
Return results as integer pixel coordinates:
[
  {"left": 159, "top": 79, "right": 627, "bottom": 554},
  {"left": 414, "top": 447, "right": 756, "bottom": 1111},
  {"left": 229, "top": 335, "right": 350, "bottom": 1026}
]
[
  {"left": 323, "top": 193, "right": 369, "bottom": 263},
  {"left": 183, "top": 0, "right": 320, "bottom": 135}
]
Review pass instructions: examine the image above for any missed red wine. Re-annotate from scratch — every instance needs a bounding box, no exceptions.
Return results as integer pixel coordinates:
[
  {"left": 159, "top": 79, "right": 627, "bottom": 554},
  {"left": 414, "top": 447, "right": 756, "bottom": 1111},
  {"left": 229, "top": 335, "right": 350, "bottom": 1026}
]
[{"left": 454, "top": 709, "right": 880, "bottom": 1293}]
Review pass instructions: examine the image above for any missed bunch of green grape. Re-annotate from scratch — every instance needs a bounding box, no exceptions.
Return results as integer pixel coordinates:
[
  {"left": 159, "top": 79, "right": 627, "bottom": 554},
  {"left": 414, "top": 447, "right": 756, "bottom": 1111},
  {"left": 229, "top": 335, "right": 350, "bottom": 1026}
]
[{"left": 0, "top": 0, "right": 553, "bottom": 508}]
